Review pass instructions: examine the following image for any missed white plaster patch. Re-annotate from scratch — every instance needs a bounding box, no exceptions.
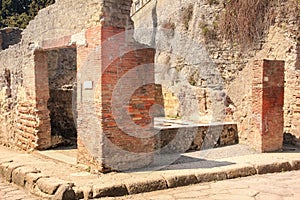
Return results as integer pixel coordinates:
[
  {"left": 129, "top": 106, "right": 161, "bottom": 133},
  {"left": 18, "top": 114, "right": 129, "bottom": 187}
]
[{"left": 70, "top": 31, "right": 87, "bottom": 47}]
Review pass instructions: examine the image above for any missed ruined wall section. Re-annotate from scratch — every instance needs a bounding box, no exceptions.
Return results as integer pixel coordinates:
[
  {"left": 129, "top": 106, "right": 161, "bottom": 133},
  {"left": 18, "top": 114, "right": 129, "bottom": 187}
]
[
  {"left": 133, "top": 0, "right": 252, "bottom": 122},
  {"left": 229, "top": 1, "right": 300, "bottom": 143},
  {"left": 132, "top": 0, "right": 300, "bottom": 147},
  {"left": 102, "top": 0, "right": 133, "bottom": 28},
  {"left": 22, "top": 0, "right": 103, "bottom": 44},
  {"left": 0, "top": 0, "right": 113, "bottom": 150},
  {"left": 133, "top": 0, "right": 229, "bottom": 123},
  {"left": 0, "top": 44, "right": 38, "bottom": 150}
]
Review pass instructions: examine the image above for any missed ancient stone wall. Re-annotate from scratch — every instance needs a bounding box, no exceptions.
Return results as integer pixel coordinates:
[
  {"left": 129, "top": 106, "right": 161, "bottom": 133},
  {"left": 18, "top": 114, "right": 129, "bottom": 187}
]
[
  {"left": 0, "top": 45, "right": 30, "bottom": 150},
  {"left": 0, "top": 0, "right": 107, "bottom": 151},
  {"left": 0, "top": 0, "right": 159, "bottom": 171},
  {"left": 132, "top": 0, "right": 300, "bottom": 150},
  {"left": 133, "top": 0, "right": 239, "bottom": 123}
]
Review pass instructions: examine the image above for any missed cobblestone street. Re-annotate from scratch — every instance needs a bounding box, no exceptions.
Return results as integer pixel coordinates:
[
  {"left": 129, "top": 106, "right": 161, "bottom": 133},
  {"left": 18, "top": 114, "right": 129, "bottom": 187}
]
[
  {"left": 0, "top": 178, "right": 39, "bottom": 200},
  {"left": 102, "top": 170, "right": 300, "bottom": 200},
  {"left": 1, "top": 170, "right": 300, "bottom": 199}
]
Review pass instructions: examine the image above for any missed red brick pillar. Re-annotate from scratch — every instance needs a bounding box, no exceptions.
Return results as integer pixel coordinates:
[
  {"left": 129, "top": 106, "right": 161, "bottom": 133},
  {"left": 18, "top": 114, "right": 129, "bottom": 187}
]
[
  {"left": 75, "top": 0, "right": 157, "bottom": 172},
  {"left": 76, "top": 26, "right": 156, "bottom": 172},
  {"left": 252, "top": 60, "right": 285, "bottom": 152}
]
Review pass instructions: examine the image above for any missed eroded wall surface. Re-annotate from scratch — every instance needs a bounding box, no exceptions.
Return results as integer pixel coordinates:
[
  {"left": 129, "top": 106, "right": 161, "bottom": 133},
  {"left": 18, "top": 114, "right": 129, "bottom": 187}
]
[
  {"left": 0, "top": 0, "right": 159, "bottom": 172},
  {"left": 132, "top": 0, "right": 300, "bottom": 149},
  {"left": 0, "top": 0, "right": 106, "bottom": 151}
]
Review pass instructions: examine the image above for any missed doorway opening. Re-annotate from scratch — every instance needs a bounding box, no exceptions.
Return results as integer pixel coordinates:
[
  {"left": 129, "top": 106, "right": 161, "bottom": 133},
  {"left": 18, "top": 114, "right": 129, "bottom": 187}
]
[{"left": 46, "top": 47, "right": 77, "bottom": 148}]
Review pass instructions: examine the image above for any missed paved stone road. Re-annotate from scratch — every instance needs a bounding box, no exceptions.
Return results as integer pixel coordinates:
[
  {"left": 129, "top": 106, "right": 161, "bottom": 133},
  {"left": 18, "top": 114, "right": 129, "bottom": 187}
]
[
  {"left": 102, "top": 170, "right": 300, "bottom": 200},
  {"left": 0, "top": 178, "right": 39, "bottom": 200},
  {"left": 1, "top": 171, "right": 300, "bottom": 200}
]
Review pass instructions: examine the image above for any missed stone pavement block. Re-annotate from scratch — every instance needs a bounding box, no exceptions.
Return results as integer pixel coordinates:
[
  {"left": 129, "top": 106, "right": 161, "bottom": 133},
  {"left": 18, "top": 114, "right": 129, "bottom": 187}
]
[
  {"left": 212, "top": 194, "right": 253, "bottom": 200},
  {"left": 0, "top": 160, "right": 13, "bottom": 165},
  {"left": 2, "top": 162, "right": 24, "bottom": 183},
  {"left": 0, "top": 162, "right": 10, "bottom": 178},
  {"left": 12, "top": 166, "right": 40, "bottom": 187},
  {"left": 290, "top": 160, "right": 300, "bottom": 170},
  {"left": 52, "top": 184, "right": 76, "bottom": 200},
  {"left": 73, "top": 186, "right": 85, "bottom": 200},
  {"left": 36, "top": 177, "right": 66, "bottom": 195},
  {"left": 25, "top": 172, "right": 49, "bottom": 192},
  {"left": 163, "top": 172, "right": 198, "bottom": 188},
  {"left": 1, "top": 186, "right": 17, "bottom": 193},
  {"left": 220, "top": 164, "right": 257, "bottom": 179},
  {"left": 195, "top": 168, "right": 227, "bottom": 183},
  {"left": 0, "top": 177, "right": 41, "bottom": 200},
  {"left": 76, "top": 185, "right": 93, "bottom": 200},
  {"left": 255, "top": 161, "right": 292, "bottom": 174},
  {"left": 126, "top": 176, "right": 167, "bottom": 194},
  {"left": 93, "top": 184, "right": 128, "bottom": 198}
]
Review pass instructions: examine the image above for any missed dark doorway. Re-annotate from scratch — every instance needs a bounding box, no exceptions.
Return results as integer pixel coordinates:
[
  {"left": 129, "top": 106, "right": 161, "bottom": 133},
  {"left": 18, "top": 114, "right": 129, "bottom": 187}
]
[{"left": 46, "top": 48, "right": 77, "bottom": 147}]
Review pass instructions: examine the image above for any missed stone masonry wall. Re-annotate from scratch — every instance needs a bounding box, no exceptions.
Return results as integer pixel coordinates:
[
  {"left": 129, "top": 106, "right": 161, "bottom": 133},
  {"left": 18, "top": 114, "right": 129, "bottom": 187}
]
[
  {"left": 0, "top": 0, "right": 116, "bottom": 151},
  {"left": 0, "top": 0, "right": 159, "bottom": 171},
  {"left": 132, "top": 0, "right": 300, "bottom": 150}
]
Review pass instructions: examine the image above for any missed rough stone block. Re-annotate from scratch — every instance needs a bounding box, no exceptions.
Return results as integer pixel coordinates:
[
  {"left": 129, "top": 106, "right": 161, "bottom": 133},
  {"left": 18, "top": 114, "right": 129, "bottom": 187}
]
[
  {"left": 36, "top": 177, "right": 66, "bottom": 195},
  {"left": 80, "top": 186, "right": 93, "bottom": 200},
  {"left": 221, "top": 164, "right": 257, "bottom": 179},
  {"left": 126, "top": 177, "right": 167, "bottom": 194},
  {"left": 73, "top": 187, "right": 84, "bottom": 200},
  {"left": 93, "top": 184, "right": 128, "bottom": 198},
  {"left": 195, "top": 168, "right": 227, "bottom": 183},
  {"left": 25, "top": 172, "right": 49, "bottom": 191},
  {"left": 255, "top": 161, "right": 292, "bottom": 174},
  {"left": 0, "top": 161, "right": 12, "bottom": 177},
  {"left": 12, "top": 166, "right": 40, "bottom": 186},
  {"left": 290, "top": 160, "right": 300, "bottom": 170},
  {"left": 3, "top": 162, "right": 24, "bottom": 182},
  {"left": 163, "top": 173, "right": 198, "bottom": 188},
  {"left": 52, "top": 184, "right": 75, "bottom": 200}
]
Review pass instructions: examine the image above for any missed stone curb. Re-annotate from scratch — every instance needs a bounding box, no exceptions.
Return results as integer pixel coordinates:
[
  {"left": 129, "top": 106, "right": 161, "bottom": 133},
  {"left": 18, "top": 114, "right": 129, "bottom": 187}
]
[
  {"left": 0, "top": 161, "right": 76, "bottom": 200},
  {"left": 0, "top": 159, "right": 300, "bottom": 199},
  {"left": 75, "top": 158, "right": 300, "bottom": 199}
]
